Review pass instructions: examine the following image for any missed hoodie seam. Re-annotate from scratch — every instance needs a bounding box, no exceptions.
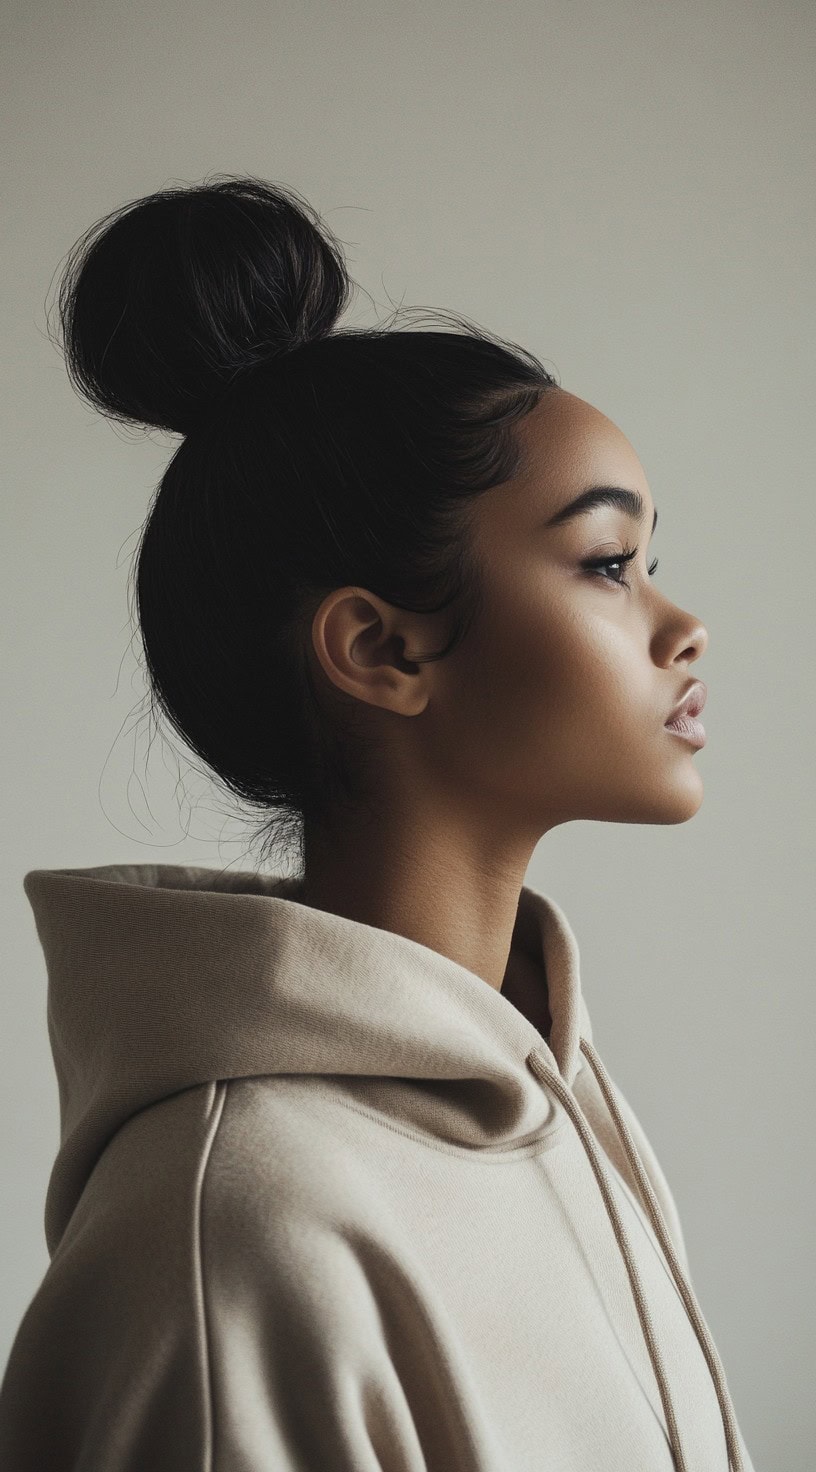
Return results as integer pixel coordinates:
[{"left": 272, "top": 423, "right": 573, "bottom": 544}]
[
  {"left": 193, "top": 1078, "right": 229, "bottom": 1472},
  {"left": 328, "top": 1091, "right": 570, "bottom": 1160}
]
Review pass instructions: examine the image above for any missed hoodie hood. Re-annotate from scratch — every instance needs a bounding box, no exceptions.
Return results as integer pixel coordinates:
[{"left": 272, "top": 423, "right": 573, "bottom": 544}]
[
  {"left": 16, "top": 861, "right": 752, "bottom": 1472},
  {"left": 23, "top": 862, "right": 591, "bottom": 1259}
]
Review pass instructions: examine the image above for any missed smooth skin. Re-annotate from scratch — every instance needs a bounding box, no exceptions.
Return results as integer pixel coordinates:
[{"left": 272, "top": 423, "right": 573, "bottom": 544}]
[{"left": 298, "top": 388, "right": 708, "bottom": 1032}]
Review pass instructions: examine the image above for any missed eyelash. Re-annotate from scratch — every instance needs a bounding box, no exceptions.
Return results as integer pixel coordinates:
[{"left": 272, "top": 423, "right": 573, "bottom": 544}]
[{"left": 583, "top": 543, "right": 659, "bottom": 590}]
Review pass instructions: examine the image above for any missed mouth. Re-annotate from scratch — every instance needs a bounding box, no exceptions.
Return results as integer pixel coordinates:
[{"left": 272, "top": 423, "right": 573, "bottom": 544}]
[
  {"left": 664, "top": 714, "right": 706, "bottom": 748},
  {"left": 664, "top": 680, "right": 707, "bottom": 748}
]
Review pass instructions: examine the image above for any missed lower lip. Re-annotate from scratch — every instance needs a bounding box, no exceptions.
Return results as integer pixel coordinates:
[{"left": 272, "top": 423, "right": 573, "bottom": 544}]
[{"left": 664, "top": 716, "right": 706, "bottom": 748}]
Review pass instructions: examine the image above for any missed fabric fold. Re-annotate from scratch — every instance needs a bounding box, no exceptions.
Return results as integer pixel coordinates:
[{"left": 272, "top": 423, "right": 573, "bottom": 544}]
[{"left": 0, "top": 862, "right": 755, "bottom": 1472}]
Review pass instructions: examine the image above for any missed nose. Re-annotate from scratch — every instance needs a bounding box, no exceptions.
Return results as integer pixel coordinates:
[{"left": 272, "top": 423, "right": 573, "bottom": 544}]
[
  {"left": 656, "top": 609, "right": 708, "bottom": 669},
  {"left": 681, "top": 619, "right": 708, "bottom": 662}
]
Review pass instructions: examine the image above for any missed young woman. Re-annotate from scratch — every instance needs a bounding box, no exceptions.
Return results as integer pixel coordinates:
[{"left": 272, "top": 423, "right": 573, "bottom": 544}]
[{"left": 0, "top": 177, "right": 754, "bottom": 1471}]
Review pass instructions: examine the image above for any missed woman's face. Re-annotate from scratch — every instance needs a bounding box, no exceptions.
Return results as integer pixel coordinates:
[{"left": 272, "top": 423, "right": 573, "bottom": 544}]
[{"left": 430, "top": 386, "right": 709, "bottom": 836}]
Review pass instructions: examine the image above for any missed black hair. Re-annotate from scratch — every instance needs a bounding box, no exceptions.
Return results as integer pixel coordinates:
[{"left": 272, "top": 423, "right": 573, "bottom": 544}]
[{"left": 54, "top": 174, "right": 560, "bottom": 873}]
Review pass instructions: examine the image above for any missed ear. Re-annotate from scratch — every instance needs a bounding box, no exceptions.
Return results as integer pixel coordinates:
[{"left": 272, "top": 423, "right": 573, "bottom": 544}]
[{"left": 309, "top": 586, "right": 433, "bottom": 717}]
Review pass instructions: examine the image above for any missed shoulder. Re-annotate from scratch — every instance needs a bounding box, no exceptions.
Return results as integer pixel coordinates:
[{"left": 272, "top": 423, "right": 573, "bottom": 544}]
[
  {"left": 202, "top": 1075, "right": 389, "bottom": 1277},
  {"left": 198, "top": 1077, "right": 405, "bottom": 1383}
]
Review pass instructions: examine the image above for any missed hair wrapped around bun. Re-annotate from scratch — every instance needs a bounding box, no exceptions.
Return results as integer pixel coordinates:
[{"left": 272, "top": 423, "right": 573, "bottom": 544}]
[
  {"left": 55, "top": 174, "right": 558, "bottom": 868},
  {"left": 56, "top": 175, "right": 351, "bottom": 436}
]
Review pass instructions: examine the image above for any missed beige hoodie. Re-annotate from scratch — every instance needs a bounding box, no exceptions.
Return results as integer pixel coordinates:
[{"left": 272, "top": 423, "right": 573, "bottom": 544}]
[{"left": 0, "top": 863, "right": 756, "bottom": 1471}]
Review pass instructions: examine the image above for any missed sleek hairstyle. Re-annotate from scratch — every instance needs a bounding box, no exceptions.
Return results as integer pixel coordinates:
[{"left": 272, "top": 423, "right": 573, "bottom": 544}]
[{"left": 55, "top": 175, "right": 559, "bottom": 870}]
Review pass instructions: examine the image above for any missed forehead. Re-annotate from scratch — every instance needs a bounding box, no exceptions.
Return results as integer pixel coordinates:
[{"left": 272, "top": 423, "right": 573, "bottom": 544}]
[
  {"left": 514, "top": 388, "right": 644, "bottom": 494},
  {"left": 471, "top": 387, "right": 655, "bottom": 565}
]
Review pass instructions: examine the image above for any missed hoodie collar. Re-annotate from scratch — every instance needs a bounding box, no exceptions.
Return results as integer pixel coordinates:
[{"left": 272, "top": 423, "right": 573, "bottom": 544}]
[{"left": 23, "top": 862, "right": 591, "bottom": 1254}]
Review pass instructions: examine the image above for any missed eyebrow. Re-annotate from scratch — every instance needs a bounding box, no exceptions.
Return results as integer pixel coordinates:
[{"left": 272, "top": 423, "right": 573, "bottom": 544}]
[{"left": 545, "top": 485, "right": 658, "bottom": 536}]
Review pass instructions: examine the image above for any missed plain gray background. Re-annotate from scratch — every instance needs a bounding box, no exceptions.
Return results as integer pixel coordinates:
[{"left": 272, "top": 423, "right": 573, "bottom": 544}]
[{"left": 2, "top": 0, "right": 814, "bottom": 1466}]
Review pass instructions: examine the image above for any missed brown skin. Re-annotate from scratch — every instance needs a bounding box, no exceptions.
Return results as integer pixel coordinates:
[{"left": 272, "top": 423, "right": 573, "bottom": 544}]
[{"left": 298, "top": 388, "right": 708, "bottom": 1030}]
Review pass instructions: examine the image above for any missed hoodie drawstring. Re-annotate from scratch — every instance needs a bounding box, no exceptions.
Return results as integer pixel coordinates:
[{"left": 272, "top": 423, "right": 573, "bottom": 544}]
[{"left": 527, "top": 1038, "right": 745, "bottom": 1472}]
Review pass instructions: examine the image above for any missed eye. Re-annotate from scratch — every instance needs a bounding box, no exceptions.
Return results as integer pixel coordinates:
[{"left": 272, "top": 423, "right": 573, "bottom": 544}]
[{"left": 582, "top": 544, "right": 659, "bottom": 589}]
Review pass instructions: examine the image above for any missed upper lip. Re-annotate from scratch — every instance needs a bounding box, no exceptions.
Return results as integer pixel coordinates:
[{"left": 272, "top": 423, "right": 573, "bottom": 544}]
[{"left": 666, "top": 680, "right": 707, "bottom": 723}]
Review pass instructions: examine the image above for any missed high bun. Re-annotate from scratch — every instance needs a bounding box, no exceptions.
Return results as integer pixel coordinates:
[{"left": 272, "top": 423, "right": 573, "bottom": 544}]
[
  {"left": 54, "top": 175, "right": 559, "bottom": 872},
  {"left": 56, "top": 175, "right": 350, "bottom": 436}
]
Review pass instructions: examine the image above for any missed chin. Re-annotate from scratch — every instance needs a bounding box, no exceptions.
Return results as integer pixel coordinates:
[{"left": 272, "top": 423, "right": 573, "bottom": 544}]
[
  {"left": 645, "top": 777, "right": 705, "bottom": 825},
  {"left": 586, "top": 770, "right": 705, "bottom": 826}
]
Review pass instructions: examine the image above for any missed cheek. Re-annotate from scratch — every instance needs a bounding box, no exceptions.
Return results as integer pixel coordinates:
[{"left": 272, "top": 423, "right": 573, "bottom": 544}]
[
  {"left": 445, "top": 571, "right": 648, "bottom": 750},
  {"left": 462, "top": 589, "right": 588, "bottom": 737},
  {"left": 495, "top": 597, "right": 604, "bottom": 713},
  {"left": 491, "top": 598, "right": 651, "bottom": 755}
]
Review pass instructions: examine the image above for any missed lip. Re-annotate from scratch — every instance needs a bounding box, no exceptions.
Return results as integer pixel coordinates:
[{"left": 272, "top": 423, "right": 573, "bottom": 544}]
[
  {"left": 665, "top": 679, "right": 707, "bottom": 724},
  {"left": 664, "top": 679, "right": 707, "bottom": 748},
  {"left": 664, "top": 715, "right": 706, "bottom": 748}
]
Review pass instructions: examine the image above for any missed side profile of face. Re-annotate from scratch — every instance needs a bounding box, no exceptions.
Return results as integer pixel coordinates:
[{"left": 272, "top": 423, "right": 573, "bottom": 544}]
[{"left": 308, "top": 386, "right": 708, "bottom": 851}]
